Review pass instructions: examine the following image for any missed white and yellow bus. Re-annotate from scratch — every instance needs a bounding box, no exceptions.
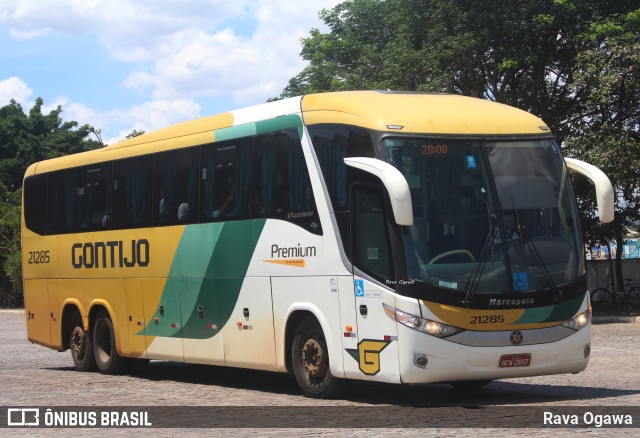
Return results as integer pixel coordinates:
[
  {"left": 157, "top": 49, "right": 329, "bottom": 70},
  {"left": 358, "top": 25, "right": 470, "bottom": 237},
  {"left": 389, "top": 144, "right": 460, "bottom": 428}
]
[{"left": 22, "top": 91, "right": 614, "bottom": 397}]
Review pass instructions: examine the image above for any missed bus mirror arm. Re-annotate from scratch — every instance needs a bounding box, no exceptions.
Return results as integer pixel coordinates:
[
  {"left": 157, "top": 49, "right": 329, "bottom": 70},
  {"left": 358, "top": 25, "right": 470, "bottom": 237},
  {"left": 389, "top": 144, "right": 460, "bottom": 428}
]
[
  {"left": 344, "top": 157, "right": 413, "bottom": 226},
  {"left": 564, "top": 157, "right": 614, "bottom": 224}
]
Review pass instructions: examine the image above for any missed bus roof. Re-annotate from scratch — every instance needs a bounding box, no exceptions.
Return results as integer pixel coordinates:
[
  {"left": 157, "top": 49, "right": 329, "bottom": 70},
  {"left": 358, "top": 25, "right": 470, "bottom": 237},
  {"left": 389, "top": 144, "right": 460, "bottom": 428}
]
[
  {"left": 300, "top": 91, "right": 549, "bottom": 135},
  {"left": 26, "top": 91, "right": 549, "bottom": 176}
]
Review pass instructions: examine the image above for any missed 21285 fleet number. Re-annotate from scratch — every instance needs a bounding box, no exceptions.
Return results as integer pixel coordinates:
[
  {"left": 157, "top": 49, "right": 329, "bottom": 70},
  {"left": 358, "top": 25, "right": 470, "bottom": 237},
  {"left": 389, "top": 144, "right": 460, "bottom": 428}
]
[
  {"left": 28, "top": 250, "right": 50, "bottom": 264},
  {"left": 470, "top": 315, "right": 505, "bottom": 324}
]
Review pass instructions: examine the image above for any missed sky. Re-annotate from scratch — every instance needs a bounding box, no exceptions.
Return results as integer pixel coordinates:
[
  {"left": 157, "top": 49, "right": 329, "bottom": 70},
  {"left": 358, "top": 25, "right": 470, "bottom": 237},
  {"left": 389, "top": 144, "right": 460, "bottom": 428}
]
[{"left": 0, "top": 0, "right": 342, "bottom": 144}]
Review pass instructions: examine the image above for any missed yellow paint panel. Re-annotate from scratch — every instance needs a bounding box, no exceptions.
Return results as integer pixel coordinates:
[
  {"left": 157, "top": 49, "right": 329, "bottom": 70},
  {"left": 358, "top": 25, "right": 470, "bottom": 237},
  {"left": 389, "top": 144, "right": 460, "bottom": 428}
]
[
  {"left": 107, "top": 112, "right": 233, "bottom": 149},
  {"left": 32, "top": 112, "right": 233, "bottom": 174},
  {"left": 125, "top": 279, "right": 147, "bottom": 357},
  {"left": 47, "top": 280, "right": 62, "bottom": 350},
  {"left": 423, "top": 301, "right": 558, "bottom": 331},
  {"left": 302, "top": 91, "right": 547, "bottom": 135},
  {"left": 23, "top": 226, "right": 184, "bottom": 281},
  {"left": 24, "top": 279, "right": 50, "bottom": 347}
]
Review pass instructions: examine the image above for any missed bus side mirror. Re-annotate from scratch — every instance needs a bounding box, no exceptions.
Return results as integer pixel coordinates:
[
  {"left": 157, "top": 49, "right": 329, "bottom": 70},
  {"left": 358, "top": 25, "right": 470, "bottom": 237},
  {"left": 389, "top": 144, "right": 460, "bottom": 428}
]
[
  {"left": 344, "top": 157, "right": 413, "bottom": 226},
  {"left": 564, "top": 157, "right": 614, "bottom": 223}
]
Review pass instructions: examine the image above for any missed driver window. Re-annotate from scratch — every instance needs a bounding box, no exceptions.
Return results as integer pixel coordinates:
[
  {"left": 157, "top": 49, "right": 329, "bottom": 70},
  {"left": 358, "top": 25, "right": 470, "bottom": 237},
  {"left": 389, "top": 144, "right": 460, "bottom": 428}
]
[{"left": 352, "top": 184, "right": 392, "bottom": 282}]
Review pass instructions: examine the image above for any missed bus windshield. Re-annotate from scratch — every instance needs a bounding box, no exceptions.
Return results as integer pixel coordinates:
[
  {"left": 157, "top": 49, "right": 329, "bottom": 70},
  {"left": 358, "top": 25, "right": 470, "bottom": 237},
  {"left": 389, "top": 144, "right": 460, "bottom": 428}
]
[{"left": 383, "top": 138, "right": 583, "bottom": 294}]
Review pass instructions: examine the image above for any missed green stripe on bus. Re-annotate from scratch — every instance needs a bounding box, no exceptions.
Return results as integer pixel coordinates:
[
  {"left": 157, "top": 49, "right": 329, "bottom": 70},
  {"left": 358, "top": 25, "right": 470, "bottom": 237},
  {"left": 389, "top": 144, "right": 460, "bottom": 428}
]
[
  {"left": 255, "top": 114, "right": 302, "bottom": 134},
  {"left": 541, "top": 294, "right": 584, "bottom": 323},
  {"left": 213, "top": 114, "right": 303, "bottom": 142},
  {"left": 215, "top": 124, "right": 256, "bottom": 142},
  {"left": 511, "top": 294, "right": 584, "bottom": 325},
  {"left": 142, "top": 219, "right": 266, "bottom": 339}
]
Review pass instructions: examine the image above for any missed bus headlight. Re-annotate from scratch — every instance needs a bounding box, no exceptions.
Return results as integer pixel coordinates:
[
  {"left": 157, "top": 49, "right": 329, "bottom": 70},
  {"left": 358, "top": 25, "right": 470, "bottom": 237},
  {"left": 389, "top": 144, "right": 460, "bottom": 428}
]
[
  {"left": 383, "top": 303, "right": 463, "bottom": 338},
  {"left": 562, "top": 308, "right": 592, "bottom": 330}
]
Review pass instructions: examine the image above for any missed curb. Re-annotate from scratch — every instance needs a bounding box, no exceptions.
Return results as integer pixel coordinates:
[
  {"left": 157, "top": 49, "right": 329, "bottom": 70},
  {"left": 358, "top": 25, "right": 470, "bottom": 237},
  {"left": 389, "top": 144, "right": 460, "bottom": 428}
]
[
  {"left": 592, "top": 315, "right": 640, "bottom": 324},
  {"left": 0, "top": 309, "right": 24, "bottom": 314}
]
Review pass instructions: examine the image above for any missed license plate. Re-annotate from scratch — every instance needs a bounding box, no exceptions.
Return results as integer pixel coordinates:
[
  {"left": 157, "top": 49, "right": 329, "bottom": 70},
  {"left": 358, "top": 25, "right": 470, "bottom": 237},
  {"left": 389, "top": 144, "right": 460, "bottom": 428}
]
[{"left": 499, "top": 353, "right": 531, "bottom": 368}]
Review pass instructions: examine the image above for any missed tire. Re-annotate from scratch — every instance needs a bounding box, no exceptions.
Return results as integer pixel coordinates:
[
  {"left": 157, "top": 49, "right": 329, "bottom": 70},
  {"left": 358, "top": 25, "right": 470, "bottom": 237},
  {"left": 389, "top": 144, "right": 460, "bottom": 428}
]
[
  {"left": 449, "top": 380, "right": 492, "bottom": 391},
  {"left": 69, "top": 315, "right": 97, "bottom": 372},
  {"left": 291, "top": 316, "right": 341, "bottom": 398},
  {"left": 93, "top": 309, "right": 130, "bottom": 374},
  {"left": 590, "top": 288, "right": 612, "bottom": 311},
  {"left": 627, "top": 287, "right": 640, "bottom": 309}
]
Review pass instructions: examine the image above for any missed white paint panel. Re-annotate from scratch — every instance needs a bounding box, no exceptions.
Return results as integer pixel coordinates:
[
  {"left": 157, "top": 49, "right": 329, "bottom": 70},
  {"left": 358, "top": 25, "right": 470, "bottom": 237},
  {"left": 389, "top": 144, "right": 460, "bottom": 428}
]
[
  {"left": 223, "top": 277, "right": 276, "bottom": 371},
  {"left": 354, "top": 277, "right": 400, "bottom": 384},
  {"left": 230, "top": 97, "right": 303, "bottom": 126}
]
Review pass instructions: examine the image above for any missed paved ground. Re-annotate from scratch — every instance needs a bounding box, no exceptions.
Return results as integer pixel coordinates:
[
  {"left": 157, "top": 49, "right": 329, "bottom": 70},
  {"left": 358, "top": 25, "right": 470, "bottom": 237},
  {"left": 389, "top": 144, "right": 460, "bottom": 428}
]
[{"left": 0, "top": 309, "right": 638, "bottom": 436}]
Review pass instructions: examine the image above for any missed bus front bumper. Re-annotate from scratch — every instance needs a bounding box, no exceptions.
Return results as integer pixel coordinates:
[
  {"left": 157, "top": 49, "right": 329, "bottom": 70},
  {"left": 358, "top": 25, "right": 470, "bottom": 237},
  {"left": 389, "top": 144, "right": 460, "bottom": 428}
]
[{"left": 397, "top": 323, "right": 591, "bottom": 384}]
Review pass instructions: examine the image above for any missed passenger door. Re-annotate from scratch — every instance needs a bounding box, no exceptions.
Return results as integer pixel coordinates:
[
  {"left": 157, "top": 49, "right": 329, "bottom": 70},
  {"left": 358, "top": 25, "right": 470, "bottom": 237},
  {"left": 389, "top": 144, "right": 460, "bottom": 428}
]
[{"left": 351, "top": 184, "right": 400, "bottom": 383}]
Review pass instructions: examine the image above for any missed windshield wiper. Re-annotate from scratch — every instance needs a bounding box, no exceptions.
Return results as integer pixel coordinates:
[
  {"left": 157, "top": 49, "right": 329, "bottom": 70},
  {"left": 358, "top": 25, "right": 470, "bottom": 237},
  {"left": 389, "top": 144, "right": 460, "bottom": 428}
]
[
  {"left": 511, "top": 198, "right": 563, "bottom": 301},
  {"left": 460, "top": 227, "right": 496, "bottom": 307},
  {"left": 460, "top": 188, "right": 496, "bottom": 307}
]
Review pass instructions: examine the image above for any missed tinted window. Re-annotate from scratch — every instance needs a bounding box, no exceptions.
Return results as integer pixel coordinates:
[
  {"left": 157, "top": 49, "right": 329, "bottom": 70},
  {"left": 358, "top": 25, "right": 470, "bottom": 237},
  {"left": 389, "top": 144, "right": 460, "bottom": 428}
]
[
  {"left": 253, "top": 132, "right": 289, "bottom": 216},
  {"left": 76, "top": 164, "right": 112, "bottom": 231},
  {"left": 112, "top": 156, "right": 153, "bottom": 228},
  {"left": 47, "top": 170, "right": 75, "bottom": 234},
  {"left": 353, "top": 184, "right": 392, "bottom": 282},
  {"left": 200, "top": 139, "right": 252, "bottom": 221},
  {"left": 154, "top": 147, "right": 199, "bottom": 225},
  {"left": 308, "top": 125, "right": 374, "bottom": 211},
  {"left": 23, "top": 174, "right": 47, "bottom": 234},
  {"left": 253, "top": 129, "right": 321, "bottom": 234}
]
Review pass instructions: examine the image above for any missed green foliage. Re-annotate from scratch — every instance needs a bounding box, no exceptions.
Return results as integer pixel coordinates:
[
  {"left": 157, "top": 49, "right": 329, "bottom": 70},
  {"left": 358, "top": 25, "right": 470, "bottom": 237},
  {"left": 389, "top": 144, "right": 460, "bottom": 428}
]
[
  {"left": 281, "top": 0, "right": 640, "bottom": 288},
  {"left": 0, "top": 98, "right": 101, "bottom": 189},
  {"left": 125, "top": 129, "right": 146, "bottom": 139},
  {"left": 563, "top": 8, "right": 640, "bottom": 289},
  {"left": 280, "top": 0, "right": 640, "bottom": 139},
  {"left": 0, "top": 183, "right": 22, "bottom": 298},
  {"left": 0, "top": 98, "right": 101, "bottom": 301}
]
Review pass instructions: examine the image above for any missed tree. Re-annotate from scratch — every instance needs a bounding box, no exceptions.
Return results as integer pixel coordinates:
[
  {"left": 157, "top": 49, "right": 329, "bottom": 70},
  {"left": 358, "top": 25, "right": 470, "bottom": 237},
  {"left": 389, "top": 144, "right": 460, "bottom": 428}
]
[
  {"left": 280, "top": 0, "right": 640, "bottom": 138},
  {"left": 125, "top": 129, "right": 146, "bottom": 139},
  {"left": 0, "top": 98, "right": 102, "bottom": 190},
  {"left": 280, "top": 0, "right": 640, "bottom": 290},
  {"left": 564, "top": 10, "right": 640, "bottom": 291},
  {"left": 0, "top": 99, "right": 101, "bottom": 301}
]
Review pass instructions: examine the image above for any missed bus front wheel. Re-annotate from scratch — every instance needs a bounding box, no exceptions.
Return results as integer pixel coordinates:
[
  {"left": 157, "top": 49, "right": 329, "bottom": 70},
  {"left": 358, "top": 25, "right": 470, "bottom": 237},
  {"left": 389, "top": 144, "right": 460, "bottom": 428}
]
[
  {"left": 70, "top": 315, "right": 96, "bottom": 372},
  {"left": 291, "top": 316, "right": 341, "bottom": 398},
  {"left": 93, "top": 309, "right": 130, "bottom": 374}
]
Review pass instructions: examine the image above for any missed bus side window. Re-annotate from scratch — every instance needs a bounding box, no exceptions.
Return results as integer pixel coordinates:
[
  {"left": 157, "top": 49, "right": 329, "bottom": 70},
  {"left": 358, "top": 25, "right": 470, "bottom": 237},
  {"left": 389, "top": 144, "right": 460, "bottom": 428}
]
[
  {"left": 47, "top": 169, "right": 76, "bottom": 234},
  {"left": 112, "top": 156, "right": 153, "bottom": 228},
  {"left": 200, "top": 140, "right": 251, "bottom": 222},
  {"left": 352, "top": 184, "right": 393, "bottom": 282},
  {"left": 154, "top": 147, "right": 199, "bottom": 225},
  {"left": 253, "top": 132, "right": 288, "bottom": 216},
  {"left": 23, "top": 174, "right": 47, "bottom": 234},
  {"left": 308, "top": 125, "right": 375, "bottom": 248},
  {"left": 308, "top": 125, "right": 374, "bottom": 212},
  {"left": 252, "top": 129, "right": 322, "bottom": 235},
  {"left": 76, "top": 164, "right": 112, "bottom": 231}
]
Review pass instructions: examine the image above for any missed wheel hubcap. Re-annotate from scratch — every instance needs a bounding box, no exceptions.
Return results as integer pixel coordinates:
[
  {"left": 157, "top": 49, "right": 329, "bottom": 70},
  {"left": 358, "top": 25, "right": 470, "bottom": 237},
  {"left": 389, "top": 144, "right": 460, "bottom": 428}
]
[
  {"left": 301, "top": 339, "right": 326, "bottom": 378},
  {"left": 71, "top": 327, "right": 86, "bottom": 358}
]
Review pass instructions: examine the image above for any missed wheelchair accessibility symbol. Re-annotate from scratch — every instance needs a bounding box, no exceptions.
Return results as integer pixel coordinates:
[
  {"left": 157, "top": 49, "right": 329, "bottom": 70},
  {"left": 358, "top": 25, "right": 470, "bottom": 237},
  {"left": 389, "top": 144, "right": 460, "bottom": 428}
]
[
  {"left": 355, "top": 279, "right": 365, "bottom": 297},
  {"left": 512, "top": 271, "right": 529, "bottom": 291}
]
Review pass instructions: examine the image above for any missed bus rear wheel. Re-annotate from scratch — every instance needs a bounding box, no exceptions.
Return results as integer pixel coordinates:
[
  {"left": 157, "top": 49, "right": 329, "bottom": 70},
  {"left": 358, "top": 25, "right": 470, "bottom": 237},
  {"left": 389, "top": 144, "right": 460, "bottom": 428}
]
[
  {"left": 70, "top": 316, "right": 96, "bottom": 372},
  {"left": 93, "top": 309, "right": 130, "bottom": 374},
  {"left": 292, "top": 316, "right": 341, "bottom": 398}
]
